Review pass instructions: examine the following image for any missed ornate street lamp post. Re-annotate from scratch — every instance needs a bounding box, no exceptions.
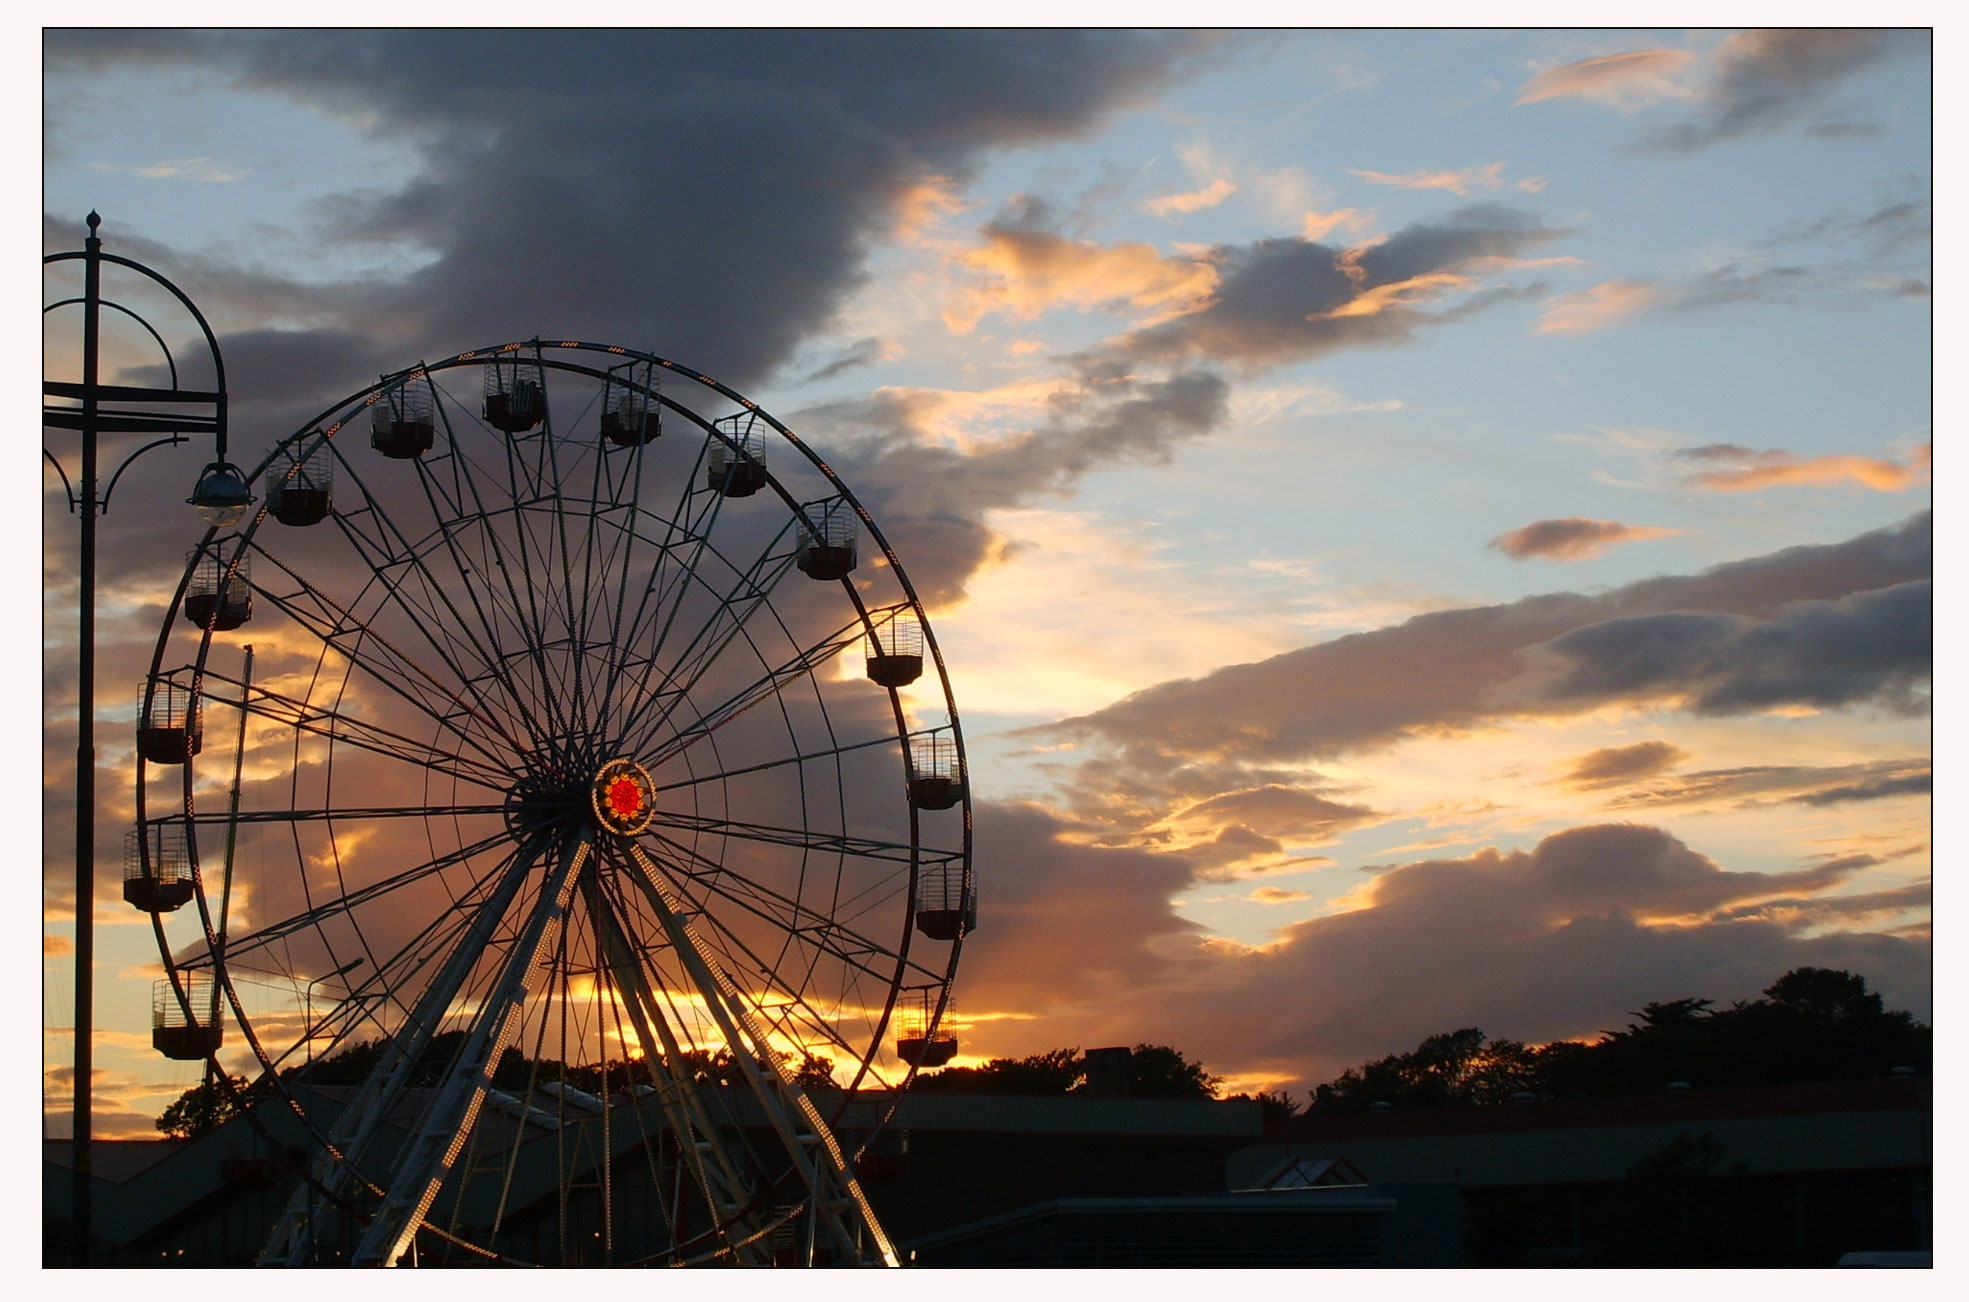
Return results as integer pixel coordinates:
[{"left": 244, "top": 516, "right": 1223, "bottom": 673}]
[{"left": 44, "top": 213, "right": 248, "bottom": 1266}]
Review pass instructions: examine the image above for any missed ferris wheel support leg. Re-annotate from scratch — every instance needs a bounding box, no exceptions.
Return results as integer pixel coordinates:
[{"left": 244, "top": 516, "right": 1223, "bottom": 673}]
[
  {"left": 579, "top": 870, "right": 775, "bottom": 1265},
  {"left": 625, "top": 843, "right": 900, "bottom": 1267},
  {"left": 350, "top": 834, "right": 589, "bottom": 1266},
  {"left": 256, "top": 832, "right": 563, "bottom": 1266}
]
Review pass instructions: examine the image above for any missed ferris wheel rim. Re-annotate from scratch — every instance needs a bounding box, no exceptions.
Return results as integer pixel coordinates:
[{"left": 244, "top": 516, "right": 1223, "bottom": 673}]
[{"left": 133, "top": 339, "right": 970, "bottom": 1266}]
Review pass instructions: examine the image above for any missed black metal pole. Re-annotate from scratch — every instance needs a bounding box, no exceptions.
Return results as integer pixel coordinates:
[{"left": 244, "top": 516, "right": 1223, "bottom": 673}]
[
  {"left": 46, "top": 214, "right": 234, "bottom": 1265},
  {"left": 72, "top": 211, "right": 101, "bottom": 1268}
]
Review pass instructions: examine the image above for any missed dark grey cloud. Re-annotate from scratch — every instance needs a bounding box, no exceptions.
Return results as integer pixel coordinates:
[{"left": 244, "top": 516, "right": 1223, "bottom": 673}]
[
  {"left": 1643, "top": 29, "right": 1916, "bottom": 154},
  {"left": 1490, "top": 517, "right": 1672, "bottom": 561},
  {"left": 45, "top": 30, "right": 1219, "bottom": 390},
  {"left": 1530, "top": 579, "right": 1929, "bottom": 715},
  {"left": 1710, "top": 879, "right": 1930, "bottom": 926},
  {"left": 800, "top": 337, "right": 889, "bottom": 385},
  {"left": 1559, "top": 740, "right": 1687, "bottom": 790},
  {"left": 1043, "top": 513, "right": 1930, "bottom": 786},
  {"left": 1606, "top": 758, "right": 1931, "bottom": 812},
  {"left": 1791, "top": 772, "right": 1932, "bottom": 806},
  {"left": 1093, "top": 206, "right": 1560, "bottom": 371}
]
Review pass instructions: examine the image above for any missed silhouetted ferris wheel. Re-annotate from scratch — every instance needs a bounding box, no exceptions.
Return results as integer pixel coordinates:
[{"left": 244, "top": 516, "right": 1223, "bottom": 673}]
[{"left": 131, "top": 340, "right": 974, "bottom": 1266}]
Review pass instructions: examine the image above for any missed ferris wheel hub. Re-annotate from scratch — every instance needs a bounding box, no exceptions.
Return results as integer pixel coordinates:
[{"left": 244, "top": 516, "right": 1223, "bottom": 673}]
[{"left": 591, "top": 757, "right": 657, "bottom": 835}]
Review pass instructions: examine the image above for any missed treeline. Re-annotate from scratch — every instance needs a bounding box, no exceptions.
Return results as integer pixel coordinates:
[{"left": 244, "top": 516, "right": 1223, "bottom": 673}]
[
  {"left": 158, "top": 966, "right": 1925, "bottom": 1139},
  {"left": 158, "top": 1031, "right": 838, "bottom": 1138},
  {"left": 909, "top": 1043, "right": 1220, "bottom": 1100},
  {"left": 1304, "top": 967, "right": 1929, "bottom": 1115}
]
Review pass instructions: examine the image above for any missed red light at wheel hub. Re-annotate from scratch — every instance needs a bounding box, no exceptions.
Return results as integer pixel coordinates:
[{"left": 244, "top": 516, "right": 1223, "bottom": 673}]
[{"left": 591, "top": 758, "right": 656, "bottom": 834}]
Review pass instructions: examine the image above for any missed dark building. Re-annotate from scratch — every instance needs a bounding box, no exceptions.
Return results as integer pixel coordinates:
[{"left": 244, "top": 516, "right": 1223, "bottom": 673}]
[
  {"left": 45, "top": 1071, "right": 1927, "bottom": 1267},
  {"left": 1248, "top": 1073, "right": 1932, "bottom": 1266}
]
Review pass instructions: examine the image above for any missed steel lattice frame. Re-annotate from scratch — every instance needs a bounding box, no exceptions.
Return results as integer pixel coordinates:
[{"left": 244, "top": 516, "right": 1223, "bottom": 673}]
[{"left": 134, "top": 340, "right": 971, "bottom": 1267}]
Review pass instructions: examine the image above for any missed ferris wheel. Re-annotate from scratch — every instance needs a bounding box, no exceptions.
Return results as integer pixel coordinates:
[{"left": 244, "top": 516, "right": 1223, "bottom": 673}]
[{"left": 131, "top": 340, "right": 973, "bottom": 1267}]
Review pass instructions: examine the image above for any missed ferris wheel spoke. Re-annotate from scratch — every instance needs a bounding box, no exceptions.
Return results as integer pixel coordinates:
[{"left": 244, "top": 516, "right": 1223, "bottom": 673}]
[
  {"left": 212, "top": 824, "right": 525, "bottom": 974},
  {"left": 576, "top": 869, "right": 778, "bottom": 1261},
  {"left": 633, "top": 828, "right": 944, "bottom": 989},
  {"left": 645, "top": 810, "right": 927, "bottom": 870},
  {"left": 657, "top": 730, "right": 902, "bottom": 792},
  {"left": 636, "top": 532, "right": 806, "bottom": 730},
  {"left": 239, "top": 545, "right": 526, "bottom": 764},
  {"left": 610, "top": 508, "right": 788, "bottom": 747},
  {"left": 619, "top": 841, "right": 899, "bottom": 1267},
  {"left": 196, "top": 804, "right": 509, "bottom": 825},
  {"left": 599, "top": 849, "right": 869, "bottom": 1067},
  {"left": 610, "top": 434, "right": 741, "bottom": 677},
  {"left": 267, "top": 829, "right": 584, "bottom": 1267},
  {"left": 416, "top": 379, "right": 580, "bottom": 742},
  {"left": 637, "top": 613, "right": 864, "bottom": 766},
  {"left": 608, "top": 413, "right": 820, "bottom": 741},
  {"left": 315, "top": 431, "right": 553, "bottom": 744},
  {"left": 187, "top": 667, "right": 514, "bottom": 792}
]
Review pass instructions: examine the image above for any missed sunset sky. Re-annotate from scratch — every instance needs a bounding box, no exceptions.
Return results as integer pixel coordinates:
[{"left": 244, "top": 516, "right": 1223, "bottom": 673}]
[{"left": 42, "top": 28, "right": 1933, "bottom": 1137}]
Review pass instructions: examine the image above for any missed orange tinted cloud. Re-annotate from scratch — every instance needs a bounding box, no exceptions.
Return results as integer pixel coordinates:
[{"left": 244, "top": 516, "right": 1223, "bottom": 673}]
[
  {"left": 1516, "top": 49, "right": 1697, "bottom": 108},
  {"left": 893, "top": 175, "right": 971, "bottom": 243},
  {"left": 1348, "top": 162, "right": 1509, "bottom": 195},
  {"left": 1301, "top": 208, "right": 1369, "bottom": 241},
  {"left": 1322, "top": 270, "right": 1471, "bottom": 319},
  {"left": 1489, "top": 516, "right": 1678, "bottom": 560},
  {"left": 1146, "top": 177, "right": 1236, "bottom": 218},
  {"left": 1537, "top": 278, "right": 1658, "bottom": 334},
  {"left": 944, "top": 227, "right": 1218, "bottom": 333},
  {"left": 1558, "top": 740, "right": 1688, "bottom": 789},
  {"left": 1685, "top": 443, "right": 1930, "bottom": 493}
]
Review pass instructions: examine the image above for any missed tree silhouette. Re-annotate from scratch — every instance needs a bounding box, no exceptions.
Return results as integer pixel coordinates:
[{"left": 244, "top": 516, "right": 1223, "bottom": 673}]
[
  {"left": 155, "top": 1074, "right": 269, "bottom": 1139},
  {"left": 911, "top": 1047, "right": 1082, "bottom": 1095},
  {"left": 1311, "top": 967, "right": 1927, "bottom": 1112},
  {"left": 1122, "top": 1043, "right": 1220, "bottom": 1100},
  {"left": 911, "top": 1044, "right": 1221, "bottom": 1099}
]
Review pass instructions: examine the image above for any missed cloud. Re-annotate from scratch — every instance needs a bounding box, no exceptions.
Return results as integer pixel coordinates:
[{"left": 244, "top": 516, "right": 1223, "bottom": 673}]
[
  {"left": 1525, "top": 579, "right": 1929, "bottom": 716},
  {"left": 1146, "top": 177, "right": 1237, "bottom": 218},
  {"left": 91, "top": 157, "right": 248, "bottom": 182},
  {"left": 1347, "top": 162, "right": 1512, "bottom": 196},
  {"left": 1489, "top": 516, "right": 1677, "bottom": 560},
  {"left": 954, "top": 806, "right": 1930, "bottom": 1091},
  {"left": 1681, "top": 442, "right": 1930, "bottom": 494},
  {"left": 1710, "top": 879, "right": 1930, "bottom": 927},
  {"left": 1096, "top": 206, "right": 1561, "bottom": 372},
  {"left": 801, "top": 336, "right": 895, "bottom": 384},
  {"left": 46, "top": 30, "right": 1219, "bottom": 389},
  {"left": 1165, "top": 785, "right": 1380, "bottom": 842},
  {"left": 1536, "top": 279, "right": 1658, "bottom": 334},
  {"left": 1606, "top": 758, "right": 1931, "bottom": 811},
  {"left": 1516, "top": 32, "right": 1922, "bottom": 154},
  {"left": 809, "top": 366, "right": 1232, "bottom": 605},
  {"left": 1515, "top": 49, "right": 1698, "bottom": 109},
  {"left": 1148, "top": 784, "right": 1382, "bottom": 873},
  {"left": 1645, "top": 30, "right": 1908, "bottom": 153},
  {"left": 1531, "top": 190, "right": 1929, "bottom": 337},
  {"left": 1041, "top": 512, "right": 1929, "bottom": 782},
  {"left": 1559, "top": 741, "right": 1688, "bottom": 790},
  {"left": 944, "top": 209, "right": 1219, "bottom": 332},
  {"left": 1790, "top": 772, "right": 1932, "bottom": 806},
  {"left": 1300, "top": 208, "right": 1370, "bottom": 241},
  {"left": 1250, "top": 887, "right": 1309, "bottom": 905}
]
